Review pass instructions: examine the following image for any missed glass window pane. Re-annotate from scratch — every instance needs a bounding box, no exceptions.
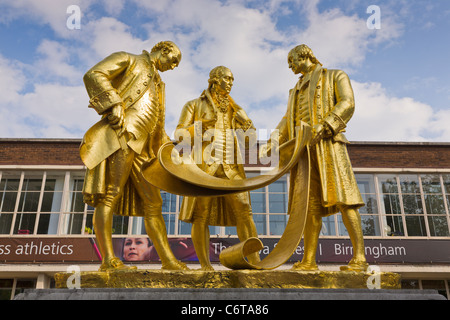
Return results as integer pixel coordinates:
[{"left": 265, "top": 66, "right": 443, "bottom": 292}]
[
  {"left": 378, "top": 175, "right": 398, "bottom": 194},
  {"left": 405, "top": 216, "right": 427, "bottom": 236},
  {"left": 63, "top": 214, "right": 83, "bottom": 234},
  {"left": 428, "top": 216, "right": 450, "bottom": 237},
  {"left": 356, "top": 174, "right": 376, "bottom": 194},
  {"left": 269, "top": 193, "right": 287, "bottom": 213},
  {"left": 424, "top": 195, "right": 445, "bottom": 215},
  {"left": 421, "top": 174, "right": 442, "bottom": 193},
  {"left": 13, "top": 213, "right": 36, "bottom": 234},
  {"left": 18, "top": 191, "right": 40, "bottom": 212},
  {"left": 268, "top": 178, "right": 287, "bottom": 193},
  {"left": 359, "top": 194, "right": 378, "bottom": 214},
  {"left": 72, "top": 179, "right": 84, "bottom": 191},
  {"left": 0, "top": 178, "right": 20, "bottom": 213},
  {"left": 443, "top": 174, "right": 450, "bottom": 193},
  {"left": 382, "top": 194, "right": 402, "bottom": 215},
  {"left": 41, "top": 176, "right": 64, "bottom": 213},
  {"left": 161, "top": 192, "right": 177, "bottom": 213},
  {"left": 250, "top": 193, "right": 266, "bottom": 213},
  {"left": 131, "top": 217, "right": 146, "bottom": 235},
  {"left": 225, "top": 226, "right": 237, "bottom": 236},
  {"left": 44, "top": 177, "right": 64, "bottom": 191},
  {"left": 41, "top": 191, "right": 63, "bottom": 212},
  {"left": 0, "top": 178, "right": 20, "bottom": 191},
  {"left": 337, "top": 215, "right": 348, "bottom": 236},
  {"left": 112, "top": 216, "right": 129, "bottom": 235},
  {"left": 361, "top": 215, "right": 381, "bottom": 236},
  {"left": 68, "top": 192, "right": 85, "bottom": 212},
  {"left": 402, "top": 194, "right": 423, "bottom": 214},
  {"left": 37, "top": 213, "right": 60, "bottom": 234},
  {"left": 163, "top": 214, "right": 175, "bottom": 235},
  {"left": 85, "top": 213, "right": 94, "bottom": 234},
  {"left": 401, "top": 279, "right": 420, "bottom": 290},
  {"left": 0, "top": 191, "right": 18, "bottom": 212},
  {"left": 320, "top": 216, "right": 336, "bottom": 236},
  {"left": 0, "top": 214, "right": 13, "bottom": 234},
  {"left": 208, "top": 225, "right": 220, "bottom": 236},
  {"left": 399, "top": 175, "right": 420, "bottom": 193},
  {"left": 178, "top": 220, "right": 191, "bottom": 235},
  {"left": 0, "top": 279, "right": 14, "bottom": 301},
  {"left": 22, "top": 178, "right": 42, "bottom": 192},
  {"left": 253, "top": 214, "right": 267, "bottom": 235},
  {"left": 384, "top": 215, "right": 404, "bottom": 236},
  {"left": 269, "top": 214, "right": 287, "bottom": 235}
]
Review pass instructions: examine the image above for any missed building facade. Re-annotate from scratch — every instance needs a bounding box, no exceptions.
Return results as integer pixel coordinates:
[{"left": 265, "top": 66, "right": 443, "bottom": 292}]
[{"left": 0, "top": 138, "right": 449, "bottom": 299}]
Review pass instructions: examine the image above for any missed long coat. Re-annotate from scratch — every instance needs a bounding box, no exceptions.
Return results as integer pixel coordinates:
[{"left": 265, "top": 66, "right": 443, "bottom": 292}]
[
  {"left": 275, "top": 65, "right": 364, "bottom": 216},
  {"left": 81, "top": 50, "right": 170, "bottom": 215},
  {"left": 176, "top": 89, "right": 254, "bottom": 226}
]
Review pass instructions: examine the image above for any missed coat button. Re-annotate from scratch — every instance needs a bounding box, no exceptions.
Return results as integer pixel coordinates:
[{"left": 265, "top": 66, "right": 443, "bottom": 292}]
[{"left": 137, "top": 90, "right": 141, "bottom": 94}]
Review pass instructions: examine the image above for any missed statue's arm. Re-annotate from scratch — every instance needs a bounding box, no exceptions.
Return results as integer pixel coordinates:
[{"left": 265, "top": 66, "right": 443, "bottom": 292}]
[
  {"left": 83, "top": 51, "right": 131, "bottom": 115},
  {"left": 323, "top": 70, "right": 355, "bottom": 135}
]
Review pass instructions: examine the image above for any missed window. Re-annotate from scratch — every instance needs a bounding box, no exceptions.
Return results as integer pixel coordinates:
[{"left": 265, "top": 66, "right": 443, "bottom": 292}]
[
  {"left": 375, "top": 173, "right": 450, "bottom": 237},
  {"left": 0, "top": 169, "right": 449, "bottom": 238},
  {"left": 0, "top": 278, "right": 36, "bottom": 300},
  {"left": 421, "top": 174, "right": 449, "bottom": 236},
  {"left": 356, "top": 174, "right": 381, "bottom": 236},
  {"left": 0, "top": 174, "right": 19, "bottom": 234}
]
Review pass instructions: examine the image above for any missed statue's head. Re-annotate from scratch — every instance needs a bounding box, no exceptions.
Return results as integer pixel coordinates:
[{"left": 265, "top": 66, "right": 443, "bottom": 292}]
[
  {"left": 288, "top": 44, "right": 321, "bottom": 75},
  {"left": 151, "top": 41, "right": 182, "bottom": 72},
  {"left": 208, "top": 66, "right": 234, "bottom": 95}
]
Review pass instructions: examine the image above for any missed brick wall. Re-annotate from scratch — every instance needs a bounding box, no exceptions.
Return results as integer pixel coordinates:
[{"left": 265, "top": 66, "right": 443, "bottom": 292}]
[
  {"left": 348, "top": 142, "right": 450, "bottom": 169},
  {"left": 1, "top": 139, "right": 450, "bottom": 169},
  {"left": 0, "top": 139, "right": 83, "bottom": 166}
]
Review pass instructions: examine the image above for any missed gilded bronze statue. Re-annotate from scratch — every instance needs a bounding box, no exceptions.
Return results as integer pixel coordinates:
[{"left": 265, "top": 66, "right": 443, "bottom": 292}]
[
  {"left": 80, "top": 41, "right": 188, "bottom": 271},
  {"left": 175, "top": 66, "right": 260, "bottom": 270},
  {"left": 262, "top": 44, "right": 368, "bottom": 272}
]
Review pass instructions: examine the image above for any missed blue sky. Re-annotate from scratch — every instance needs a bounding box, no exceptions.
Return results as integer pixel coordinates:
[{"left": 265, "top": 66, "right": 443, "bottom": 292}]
[{"left": 0, "top": 0, "right": 449, "bottom": 142}]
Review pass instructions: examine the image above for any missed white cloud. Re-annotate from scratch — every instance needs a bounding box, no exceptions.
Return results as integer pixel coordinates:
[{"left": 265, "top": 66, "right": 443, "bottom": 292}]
[
  {"left": 0, "top": 0, "right": 94, "bottom": 38},
  {"left": 35, "top": 40, "right": 83, "bottom": 84},
  {"left": 347, "top": 81, "right": 434, "bottom": 142},
  {"left": 1, "top": 0, "right": 447, "bottom": 143},
  {"left": 293, "top": 1, "right": 404, "bottom": 69},
  {"left": 82, "top": 17, "right": 151, "bottom": 59}
]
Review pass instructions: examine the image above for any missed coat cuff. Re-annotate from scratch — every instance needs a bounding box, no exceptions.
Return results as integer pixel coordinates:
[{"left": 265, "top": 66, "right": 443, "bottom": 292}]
[
  {"left": 88, "top": 89, "right": 122, "bottom": 114},
  {"left": 323, "top": 112, "right": 346, "bottom": 134}
]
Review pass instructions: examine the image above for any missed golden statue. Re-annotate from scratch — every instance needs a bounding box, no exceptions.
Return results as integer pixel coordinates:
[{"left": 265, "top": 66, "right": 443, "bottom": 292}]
[
  {"left": 174, "top": 66, "right": 260, "bottom": 270},
  {"left": 80, "top": 41, "right": 188, "bottom": 271},
  {"left": 262, "top": 44, "right": 368, "bottom": 272}
]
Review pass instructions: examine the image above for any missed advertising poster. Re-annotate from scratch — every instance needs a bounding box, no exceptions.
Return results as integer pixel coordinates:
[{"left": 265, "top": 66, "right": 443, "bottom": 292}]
[{"left": 1, "top": 237, "right": 449, "bottom": 264}]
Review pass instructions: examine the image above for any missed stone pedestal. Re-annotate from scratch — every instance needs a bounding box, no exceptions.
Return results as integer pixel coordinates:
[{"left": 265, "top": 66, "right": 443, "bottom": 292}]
[
  {"left": 15, "top": 288, "right": 445, "bottom": 300},
  {"left": 13, "top": 269, "right": 446, "bottom": 301},
  {"left": 53, "top": 269, "right": 401, "bottom": 289}
]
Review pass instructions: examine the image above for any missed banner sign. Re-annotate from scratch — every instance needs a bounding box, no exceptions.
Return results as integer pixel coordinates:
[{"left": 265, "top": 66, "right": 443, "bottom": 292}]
[{"left": 1, "top": 237, "right": 449, "bottom": 264}]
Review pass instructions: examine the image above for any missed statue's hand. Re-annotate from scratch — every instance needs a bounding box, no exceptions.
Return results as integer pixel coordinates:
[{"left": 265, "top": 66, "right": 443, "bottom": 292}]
[
  {"left": 311, "top": 123, "right": 333, "bottom": 145},
  {"left": 108, "top": 104, "right": 125, "bottom": 136}
]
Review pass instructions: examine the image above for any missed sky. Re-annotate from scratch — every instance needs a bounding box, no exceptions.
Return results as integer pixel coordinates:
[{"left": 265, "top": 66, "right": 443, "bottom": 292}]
[{"left": 0, "top": 0, "right": 449, "bottom": 142}]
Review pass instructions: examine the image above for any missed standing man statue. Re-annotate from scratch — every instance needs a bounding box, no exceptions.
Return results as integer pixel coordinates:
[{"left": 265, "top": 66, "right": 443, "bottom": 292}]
[
  {"left": 263, "top": 44, "right": 368, "bottom": 272},
  {"left": 80, "top": 41, "right": 188, "bottom": 271},
  {"left": 175, "top": 66, "right": 260, "bottom": 270}
]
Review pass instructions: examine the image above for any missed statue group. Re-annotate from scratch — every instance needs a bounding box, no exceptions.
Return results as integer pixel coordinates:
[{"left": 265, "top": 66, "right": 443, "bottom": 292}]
[{"left": 79, "top": 41, "right": 368, "bottom": 273}]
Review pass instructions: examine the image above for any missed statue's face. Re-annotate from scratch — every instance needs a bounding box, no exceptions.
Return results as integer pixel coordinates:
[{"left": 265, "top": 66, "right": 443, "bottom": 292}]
[
  {"left": 157, "top": 48, "right": 181, "bottom": 72},
  {"left": 215, "top": 68, "right": 234, "bottom": 95},
  {"left": 288, "top": 53, "right": 312, "bottom": 75}
]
